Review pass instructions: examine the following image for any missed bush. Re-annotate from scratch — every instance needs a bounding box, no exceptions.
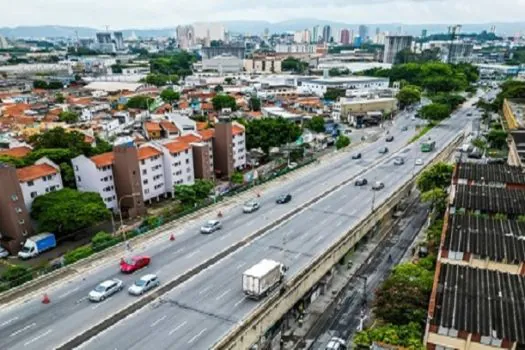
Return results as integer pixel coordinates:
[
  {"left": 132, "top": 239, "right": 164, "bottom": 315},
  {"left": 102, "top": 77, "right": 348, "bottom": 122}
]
[
  {"left": 91, "top": 231, "right": 120, "bottom": 252},
  {"left": 1, "top": 265, "right": 33, "bottom": 288},
  {"left": 64, "top": 246, "right": 93, "bottom": 265}
]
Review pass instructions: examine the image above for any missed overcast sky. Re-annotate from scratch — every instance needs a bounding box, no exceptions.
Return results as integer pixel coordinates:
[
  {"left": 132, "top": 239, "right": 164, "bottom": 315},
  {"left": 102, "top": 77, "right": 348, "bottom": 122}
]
[{"left": 1, "top": 0, "right": 524, "bottom": 28}]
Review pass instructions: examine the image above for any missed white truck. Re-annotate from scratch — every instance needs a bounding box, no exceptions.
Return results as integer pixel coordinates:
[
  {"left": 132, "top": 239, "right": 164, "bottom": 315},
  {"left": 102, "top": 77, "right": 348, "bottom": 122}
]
[
  {"left": 242, "top": 259, "right": 286, "bottom": 300},
  {"left": 18, "top": 233, "right": 56, "bottom": 259}
]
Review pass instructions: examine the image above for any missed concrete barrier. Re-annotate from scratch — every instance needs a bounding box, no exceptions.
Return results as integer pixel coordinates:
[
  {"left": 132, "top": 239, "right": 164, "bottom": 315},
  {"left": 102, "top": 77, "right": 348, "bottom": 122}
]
[{"left": 212, "top": 133, "right": 463, "bottom": 350}]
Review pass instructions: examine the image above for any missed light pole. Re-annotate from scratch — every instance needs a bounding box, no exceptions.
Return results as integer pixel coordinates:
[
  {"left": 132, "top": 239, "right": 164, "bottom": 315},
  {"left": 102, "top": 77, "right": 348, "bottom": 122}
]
[{"left": 118, "top": 192, "right": 141, "bottom": 241}]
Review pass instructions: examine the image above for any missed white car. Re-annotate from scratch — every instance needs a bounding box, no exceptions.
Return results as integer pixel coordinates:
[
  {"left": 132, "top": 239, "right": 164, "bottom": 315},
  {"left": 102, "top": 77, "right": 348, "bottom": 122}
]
[
  {"left": 89, "top": 279, "right": 123, "bottom": 302},
  {"left": 128, "top": 274, "right": 160, "bottom": 296},
  {"left": 0, "top": 247, "right": 9, "bottom": 258},
  {"left": 394, "top": 157, "right": 404, "bottom": 165},
  {"left": 415, "top": 158, "right": 424, "bottom": 166},
  {"left": 243, "top": 200, "right": 260, "bottom": 213},
  {"left": 200, "top": 220, "right": 222, "bottom": 234}
]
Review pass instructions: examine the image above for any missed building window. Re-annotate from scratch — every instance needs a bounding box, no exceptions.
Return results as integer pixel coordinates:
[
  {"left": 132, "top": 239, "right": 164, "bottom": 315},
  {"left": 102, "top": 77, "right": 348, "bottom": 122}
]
[
  {"left": 27, "top": 180, "right": 34, "bottom": 187},
  {"left": 144, "top": 189, "right": 150, "bottom": 195},
  {"left": 77, "top": 176, "right": 81, "bottom": 182},
  {"left": 141, "top": 160, "right": 145, "bottom": 165},
  {"left": 143, "top": 179, "right": 148, "bottom": 185},
  {"left": 30, "top": 191, "right": 38, "bottom": 198},
  {"left": 186, "top": 159, "right": 190, "bottom": 164},
  {"left": 185, "top": 150, "right": 189, "bottom": 154},
  {"left": 187, "top": 176, "right": 192, "bottom": 181},
  {"left": 142, "top": 169, "right": 147, "bottom": 175},
  {"left": 15, "top": 207, "right": 22, "bottom": 213},
  {"left": 187, "top": 167, "right": 191, "bottom": 173},
  {"left": 11, "top": 194, "right": 18, "bottom": 201},
  {"left": 75, "top": 165, "right": 79, "bottom": 171},
  {"left": 19, "top": 219, "right": 25, "bottom": 224}
]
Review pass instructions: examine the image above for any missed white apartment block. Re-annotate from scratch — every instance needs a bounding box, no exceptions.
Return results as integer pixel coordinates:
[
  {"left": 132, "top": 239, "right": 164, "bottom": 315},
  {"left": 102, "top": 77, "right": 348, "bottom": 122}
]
[
  {"left": 17, "top": 158, "right": 63, "bottom": 211},
  {"left": 72, "top": 152, "right": 117, "bottom": 210},
  {"left": 232, "top": 124, "right": 247, "bottom": 169},
  {"left": 137, "top": 145, "right": 166, "bottom": 202},
  {"left": 162, "top": 141, "right": 195, "bottom": 192}
]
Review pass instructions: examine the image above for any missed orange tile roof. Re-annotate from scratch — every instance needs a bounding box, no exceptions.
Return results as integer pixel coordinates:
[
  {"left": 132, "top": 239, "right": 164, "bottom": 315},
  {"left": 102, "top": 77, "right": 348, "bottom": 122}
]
[
  {"left": 196, "top": 122, "right": 208, "bottom": 131},
  {"left": 178, "top": 101, "right": 189, "bottom": 109},
  {"left": 201, "top": 102, "right": 213, "bottom": 111},
  {"left": 0, "top": 146, "right": 32, "bottom": 159},
  {"left": 14, "top": 116, "right": 36, "bottom": 125},
  {"left": 138, "top": 146, "right": 162, "bottom": 160},
  {"left": 177, "top": 134, "right": 202, "bottom": 144},
  {"left": 72, "top": 97, "right": 92, "bottom": 105},
  {"left": 198, "top": 129, "right": 215, "bottom": 141},
  {"left": 3, "top": 103, "right": 31, "bottom": 118},
  {"left": 232, "top": 125, "right": 245, "bottom": 136},
  {"left": 144, "top": 121, "right": 162, "bottom": 132},
  {"left": 159, "top": 121, "right": 179, "bottom": 133},
  {"left": 164, "top": 141, "right": 191, "bottom": 154},
  {"left": 90, "top": 152, "right": 114, "bottom": 168},
  {"left": 17, "top": 163, "right": 57, "bottom": 182}
]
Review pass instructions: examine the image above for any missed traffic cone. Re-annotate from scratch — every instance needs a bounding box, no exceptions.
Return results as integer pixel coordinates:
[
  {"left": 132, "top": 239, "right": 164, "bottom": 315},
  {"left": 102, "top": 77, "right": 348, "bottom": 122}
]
[
  {"left": 169, "top": 233, "right": 175, "bottom": 241},
  {"left": 42, "top": 293, "right": 50, "bottom": 304}
]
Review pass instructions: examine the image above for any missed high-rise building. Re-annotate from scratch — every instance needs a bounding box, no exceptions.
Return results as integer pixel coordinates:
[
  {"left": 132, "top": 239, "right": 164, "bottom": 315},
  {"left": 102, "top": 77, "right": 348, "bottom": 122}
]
[
  {"left": 0, "top": 35, "right": 8, "bottom": 49},
  {"left": 322, "top": 25, "right": 332, "bottom": 43},
  {"left": 383, "top": 35, "right": 413, "bottom": 63},
  {"left": 193, "top": 23, "right": 225, "bottom": 42},
  {"left": 96, "top": 32, "right": 112, "bottom": 44},
  {"left": 312, "top": 25, "right": 319, "bottom": 44},
  {"left": 375, "top": 27, "right": 380, "bottom": 36},
  {"left": 113, "top": 32, "right": 125, "bottom": 51},
  {"left": 294, "top": 31, "right": 304, "bottom": 43},
  {"left": 358, "top": 25, "right": 368, "bottom": 41},
  {"left": 340, "top": 29, "right": 350, "bottom": 45},
  {"left": 176, "top": 25, "right": 195, "bottom": 49},
  {"left": 421, "top": 29, "right": 428, "bottom": 38}
]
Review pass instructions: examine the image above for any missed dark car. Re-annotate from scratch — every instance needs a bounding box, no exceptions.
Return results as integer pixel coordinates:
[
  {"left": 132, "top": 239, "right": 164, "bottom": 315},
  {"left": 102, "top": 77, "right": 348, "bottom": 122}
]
[
  {"left": 386, "top": 135, "right": 394, "bottom": 142},
  {"left": 276, "top": 194, "right": 292, "bottom": 204},
  {"left": 355, "top": 178, "right": 368, "bottom": 186},
  {"left": 352, "top": 153, "right": 362, "bottom": 159}
]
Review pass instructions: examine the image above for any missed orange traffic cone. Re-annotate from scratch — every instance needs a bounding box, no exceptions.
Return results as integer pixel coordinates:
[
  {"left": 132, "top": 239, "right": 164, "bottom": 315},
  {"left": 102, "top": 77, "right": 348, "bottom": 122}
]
[
  {"left": 169, "top": 233, "right": 175, "bottom": 241},
  {"left": 42, "top": 293, "right": 50, "bottom": 304}
]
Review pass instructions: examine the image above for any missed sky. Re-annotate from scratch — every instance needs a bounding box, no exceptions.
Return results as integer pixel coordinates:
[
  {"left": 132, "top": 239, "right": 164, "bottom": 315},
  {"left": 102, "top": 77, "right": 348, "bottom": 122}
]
[{"left": 1, "top": 0, "right": 525, "bottom": 28}]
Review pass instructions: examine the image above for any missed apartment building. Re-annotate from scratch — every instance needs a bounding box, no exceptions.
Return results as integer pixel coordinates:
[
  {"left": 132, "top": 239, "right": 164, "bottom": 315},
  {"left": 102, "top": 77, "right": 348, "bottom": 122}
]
[
  {"left": 137, "top": 145, "right": 167, "bottom": 202},
  {"left": 232, "top": 124, "right": 246, "bottom": 169},
  {"left": 162, "top": 140, "right": 195, "bottom": 190},
  {"left": 16, "top": 158, "right": 63, "bottom": 211}
]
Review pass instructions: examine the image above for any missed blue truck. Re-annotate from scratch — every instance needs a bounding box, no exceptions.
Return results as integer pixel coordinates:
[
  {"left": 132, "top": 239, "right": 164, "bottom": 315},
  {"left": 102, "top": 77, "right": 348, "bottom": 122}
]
[{"left": 18, "top": 233, "right": 56, "bottom": 259}]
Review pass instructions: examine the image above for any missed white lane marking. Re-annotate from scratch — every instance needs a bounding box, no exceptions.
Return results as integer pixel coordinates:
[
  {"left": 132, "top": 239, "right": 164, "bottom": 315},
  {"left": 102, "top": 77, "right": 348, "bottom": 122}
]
[
  {"left": 9, "top": 323, "right": 35, "bottom": 337},
  {"left": 294, "top": 252, "right": 302, "bottom": 260},
  {"left": 198, "top": 285, "right": 213, "bottom": 295},
  {"left": 236, "top": 262, "right": 246, "bottom": 270},
  {"left": 335, "top": 221, "right": 344, "bottom": 228},
  {"left": 91, "top": 299, "right": 109, "bottom": 310},
  {"left": 215, "top": 289, "right": 231, "bottom": 301},
  {"left": 59, "top": 287, "right": 80, "bottom": 299},
  {"left": 75, "top": 296, "right": 88, "bottom": 304},
  {"left": 234, "top": 297, "right": 246, "bottom": 307},
  {"left": 155, "top": 269, "right": 162, "bottom": 275},
  {"left": 246, "top": 221, "right": 253, "bottom": 227},
  {"left": 171, "top": 248, "right": 184, "bottom": 256},
  {"left": 314, "top": 235, "right": 324, "bottom": 243},
  {"left": 0, "top": 316, "right": 19, "bottom": 328},
  {"left": 169, "top": 321, "right": 187, "bottom": 335},
  {"left": 23, "top": 329, "right": 52, "bottom": 346},
  {"left": 219, "top": 233, "right": 232, "bottom": 241},
  {"left": 320, "top": 218, "right": 329, "bottom": 225},
  {"left": 185, "top": 250, "right": 200, "bottom": 259},
  {"left": 150, "top": 315, "right": 167, "bottom": 328},
  {"left": 188, "top": 328, "right": 207, "bottom": 344}
]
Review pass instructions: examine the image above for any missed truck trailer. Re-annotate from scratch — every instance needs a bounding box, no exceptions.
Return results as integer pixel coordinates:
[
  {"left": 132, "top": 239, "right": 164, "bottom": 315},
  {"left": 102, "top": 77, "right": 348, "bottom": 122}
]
[
  {"left": 242, "top": 259, "right": 286, "bottom": 300},
  {"left": 18, "top": 233, "right": 56, "bottom": 259}
]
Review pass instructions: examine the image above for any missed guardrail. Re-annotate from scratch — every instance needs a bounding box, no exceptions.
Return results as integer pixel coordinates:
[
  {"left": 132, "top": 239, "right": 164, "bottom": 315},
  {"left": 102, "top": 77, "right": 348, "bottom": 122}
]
[{"left": 212, "top": 133, "right": 463, "bottom": 350}]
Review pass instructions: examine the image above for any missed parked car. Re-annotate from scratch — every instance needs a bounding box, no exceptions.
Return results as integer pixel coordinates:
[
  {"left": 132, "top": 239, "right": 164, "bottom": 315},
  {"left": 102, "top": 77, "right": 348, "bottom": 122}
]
[
  {"left": 355, "top": 178, "right": 368, "bottom": 186},
  {"left": 378, "top": 147, "right": 389, "bottom": 154},
  {"left": 401, "top": 126, "right": 408, "bottom": 131},
  {"left": 415, "top": 158, "right": 423, "bottom": 166},
  {"left": 120, "top": 255, "right": 151, "bottom": 273},
  {"left": 243, "top": 200, "right": 260, "bottom": 213},
  {"left": 351, "top": 153, "right": 362, "bottom": 159},
  {"left": 326, "top": 337, "right": 347, "bottom": 350},
  {"left": 386, "top": 135, "right": 394, "bottom": 142},
  {"left": 0, "top": 247, "right": 9, "bottom": 258},
  {"left": 394, "top": 157, "right": 405, "bottom": 165},
  {"left": 372, "top": 181, "right": 385, "bottom": 191},
  {"left": 276, "top": 194, "right": 292, "bottom": 204},
  {"left": 200, "top": 220, "right": 222, "bottom": 234},
  {"left": 89, "top": 279, "right": 123, "bottom": 302},
  {"left": 128, "top": 274, "right": 160, "bottom": 296}
]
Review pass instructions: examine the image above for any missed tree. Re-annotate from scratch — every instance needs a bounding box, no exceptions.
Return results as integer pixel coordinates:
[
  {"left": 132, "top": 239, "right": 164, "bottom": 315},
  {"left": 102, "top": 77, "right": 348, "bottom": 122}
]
[
  {"left": 126, "top": 95, "right": 154, "bottom": 110},
  {"left": 395, "top": 48, "right": 419, "bottom": 64},
  {"left": 231, "top": 172, "right": 244, "bottom": 184},
  {"left": 0, "top": 155, "right": 27, "bottom": 168},
  {"left": 354, "top": 322, "right": 424, "bottom": 349},
  {"left": 1, "top": 265, "right": 32, "bottom": 288},
  {"left": 487, "top": 129, "right": 507, "bottom": 149},
  {"left": 281, "top": 57, "right": 308, "bottom": 73},
  {"left": 59, "top": 162, "right": 76, "bottom": 189},
  {"left": 419, "top": 103, "right": 451, "bottom": 121},
  {"left": 149, "top": 52, "right": 196, "bottom": 77},
  {"left": 214, "top": 84, "right": 224, "bottom": 93},
  {"left": 160, "top": 88, "right": 180, "bottom": 104},
  {"left": 193, "top": 179, "right": 214, "bottom": 199},
  {"left": 248, "top": 96, "right": 261, "bottom": 111},
  {"left": 29, "top": 128, "right": 92, "bottom": 155},
  {"left": 472, "top": 137, "right": 487, "bottom": 150},
  {"left": 212, "top": 94, "right": 236, "bottom": 111},
  {"left": 304, "top": 116, "right": 326, "bottom": 133},
  {"left": 374, "top": 263, "right": 433, "bottom": 326},
  {"left": 224, "top": 77, "right": 233, "bottom": 85},
  {"left": 396, "top": 85, "right": 421, "bottom": 109},
  {"left": 323, "top": 88, "right": 346, "bottom": 101},
  {"left": 48, "top": 81, "right": 63, "bottom": 89},
  {"left": 421, "top": 187, "right": 448, "bottom": 214},
  {"left": 241, "top": 117, "right": 302, "bottom": 153},
  {"left": 430, "top": 93, "right": 466, "bottom": 111},
  {"left": 31, "top": 189, "right": 110, "bottom": 238},
  {"left": 416, "top": 162, "right": 454, "bottom": 193},
  {"left": 58, "top": 111, "right": 79, "bottom": 124},
  {"left": 335, "top": 135, "right": 351, "bottom": 149},
  {"left": 55, "top": 93, "right": 65, "bottom": 103},
  {"left": 33, "top": 80, "right": 48, "bottom": 89},
  {"left": 174, "top": 184, "right": 197, "bottom": 208}
]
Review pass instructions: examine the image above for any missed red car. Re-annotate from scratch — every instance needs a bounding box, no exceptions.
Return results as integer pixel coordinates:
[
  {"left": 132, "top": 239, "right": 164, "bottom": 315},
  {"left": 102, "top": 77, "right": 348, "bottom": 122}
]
[{"left": 120, "top": 256, "right": 151, "bottom": 273}]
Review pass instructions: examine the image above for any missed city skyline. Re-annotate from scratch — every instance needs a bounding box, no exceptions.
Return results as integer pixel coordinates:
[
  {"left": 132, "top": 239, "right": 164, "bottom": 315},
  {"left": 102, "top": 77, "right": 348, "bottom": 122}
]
[{"left": 1, "top": 0, "right": 524, "bottom": 28}]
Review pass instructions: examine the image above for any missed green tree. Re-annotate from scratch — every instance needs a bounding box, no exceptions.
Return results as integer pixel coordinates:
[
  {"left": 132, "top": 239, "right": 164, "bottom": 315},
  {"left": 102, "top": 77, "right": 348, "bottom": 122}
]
[
  {"left": 174, "top": 184, "right": 197, "bottom": 208},
  {"left": 0, "top": 155, "right": 27, "bottom": 168},
  {"left": 31, "top": 189, "right": 110, "bottom": 238},
  {"left": 214, "top": 84, "right": 224, "bottom": 93},
  {"left": 281, "top": 57, "right": 308, "bottom": 73},
  {"left": 241, "top": 117, "right": 302, "bottom": 153},
  {"left": 33, "top": 80, "right": 48, "bottom": 89},
  {"left": 416, "top": 162, "right": 454, "bottom": 193},
  {"left": 397, "top": 85, "right": 421, "bottom": 109},
  {"left": 231, "top": 171, "right": 244, "bottom": 184},
  {"left": 304, "top": 116, "right": 326, "bottom": 133},
  {"left": 212, "top": 94, "right": 236, "bottom": 111},
  {"left": 59, "top": 162, "right": 76, "bottom": 189},
  {"left": 430, "top": 93, "right": 466, "bottom": 111},
  {"left": 492, "top": 80, "right": 525, "bottom": 109},
  {"left": 29, "top": 128, "right": 92, "bottom": 156},
  {"left": 149, "top": 52, "right": 196, "bottom": 77},
  {"left": 335, "top": 135, "right": 351, "bottom": 149},
  {"left": 1, "top": 265, "right": 33, "bottom": 288},
  {"left": 126, "top": 95, "right": 154, "bottom": 110},
  {"left": 323, "top": 88, "right": 346, "bottom": 101},
  {"left": 58, "top": 111, "right": 79, "bottom": 124},
  {"left": 487, "top": 129, "right": 507, "bottom": 149},
  {"left": 91, "top": 231, "right": 119, "bottom": 252},
  {"left": 472, "top": 137, "right": 487, "bottom": 150},
  {"left": 160, "top": 88, "right": 180, "bottom": 104},
  {"left": 193, "top": 179, "right": 214, "bottom": 199},
  {"left": 248, "top": 96, "right": 261, "bottom": 111},
  {"left": 354, "top": 322, "right": 424, "bottom": 350},
  {"left": 55, "top": 93, "right": 65, "bottom": 103},
  {"left": 48, "top": 81, "right": 63, "bottom": 89},
  {"left": 419, "top": 103, "right": 451, "bottom": 121},
  {"left": 421, "top": 187, "right": 448, "bottom": 214}
]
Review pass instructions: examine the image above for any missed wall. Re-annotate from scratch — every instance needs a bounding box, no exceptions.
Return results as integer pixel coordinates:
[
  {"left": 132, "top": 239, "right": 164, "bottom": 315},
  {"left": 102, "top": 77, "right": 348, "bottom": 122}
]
[
  {"left": 138, "top": 153, "right": 165, "bottom": 202},
  {"left": 113, "top": 146, "right": 146, "bottom": 218},
  {"left": 72, "top": 155, "right": 117, "bottom": 210}
]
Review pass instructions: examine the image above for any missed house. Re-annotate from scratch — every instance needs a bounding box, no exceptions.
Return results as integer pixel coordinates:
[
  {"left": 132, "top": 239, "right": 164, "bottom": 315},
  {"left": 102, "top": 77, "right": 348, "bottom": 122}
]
[
  {"left": 16, "top": 158, "right": 63, "bottom": 211},
  {"left": 144, "top": 121, "right": 162, "bottom": 140}
]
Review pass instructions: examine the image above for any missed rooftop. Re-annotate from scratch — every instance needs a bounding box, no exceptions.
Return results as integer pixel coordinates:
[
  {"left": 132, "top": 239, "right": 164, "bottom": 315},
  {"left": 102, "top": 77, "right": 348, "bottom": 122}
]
[
  {"left": 137, "top": 146, "right": 162, "bottom": 160},
  {"left": 144, "top": 121, "right": 162, "bottom": 132},
  {"left": 164, "top": 141, "right": 191, "bottom": 154},
  {"left": 452, "top": 184, "right": 525, "bottom": 216},
  {"left": 177, "top": 133, "right": 202, "bottom": 144},
  {"left": 17, "top": 163, "right": 57, "bottom": 182},
  {"left": 0, "top": 146, "right": 32, "bottom": 159},
  {"left": 232, "top": 125, "right": 244, "bottom": 136},
  {"left": 455, "top": 162, "right": 525, "bottom": 185},
  {"left": 84, "top": 82, "right": 144, "bottom": 93},
  {"left": 198, "top": 129, "right": 215, "bottom": 141},
  {"left": 159, "top": 121, "right": 179, "bottom": 133},
  {"left": 307, "top": 76, "right": 389, "bottom": 84},
  {"left": 90, "top": 152, "right": 114, "bottom": 168}
]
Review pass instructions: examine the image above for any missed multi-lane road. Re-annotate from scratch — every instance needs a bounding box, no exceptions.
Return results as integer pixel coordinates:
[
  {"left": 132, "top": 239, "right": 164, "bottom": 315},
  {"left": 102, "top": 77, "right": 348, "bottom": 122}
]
[{"left": 0, "top": 91, "right": 489, "bottom": 350}]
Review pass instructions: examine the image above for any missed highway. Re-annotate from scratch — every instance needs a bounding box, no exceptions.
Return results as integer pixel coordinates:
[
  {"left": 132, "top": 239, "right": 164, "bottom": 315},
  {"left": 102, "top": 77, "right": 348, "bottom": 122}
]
[
  {"left": 0, "top": 111, "right": 420, "bottom": 350},
  {"left": 76, "top": 97, "right": 484, "bottom": 350}
]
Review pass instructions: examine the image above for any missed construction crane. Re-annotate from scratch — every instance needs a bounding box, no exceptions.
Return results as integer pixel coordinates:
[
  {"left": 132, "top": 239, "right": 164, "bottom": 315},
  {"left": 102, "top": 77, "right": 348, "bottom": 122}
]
[{"left": 447, "top": 24, "right": 462, "bottom": 64}]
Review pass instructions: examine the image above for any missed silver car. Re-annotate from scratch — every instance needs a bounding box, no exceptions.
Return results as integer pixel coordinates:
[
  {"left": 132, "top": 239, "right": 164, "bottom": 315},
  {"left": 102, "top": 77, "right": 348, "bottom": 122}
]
[
  {"left": 243, "top": 200, "right": 260, "bottom": 213},
  {"left": 89, "top": 279, "right": 123, "bottom": 302},
  {"left": 128, "top": 274, "right": 160, "bottom": 296},
  {"left": 394, "top": 157, "right": 404, "bottom": 165},
  {"left": 0, "top": 247, "right": 9, "bottom": 259},
  {"left": 200, "top": 220, "right": 222, "bottom": 234}
]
